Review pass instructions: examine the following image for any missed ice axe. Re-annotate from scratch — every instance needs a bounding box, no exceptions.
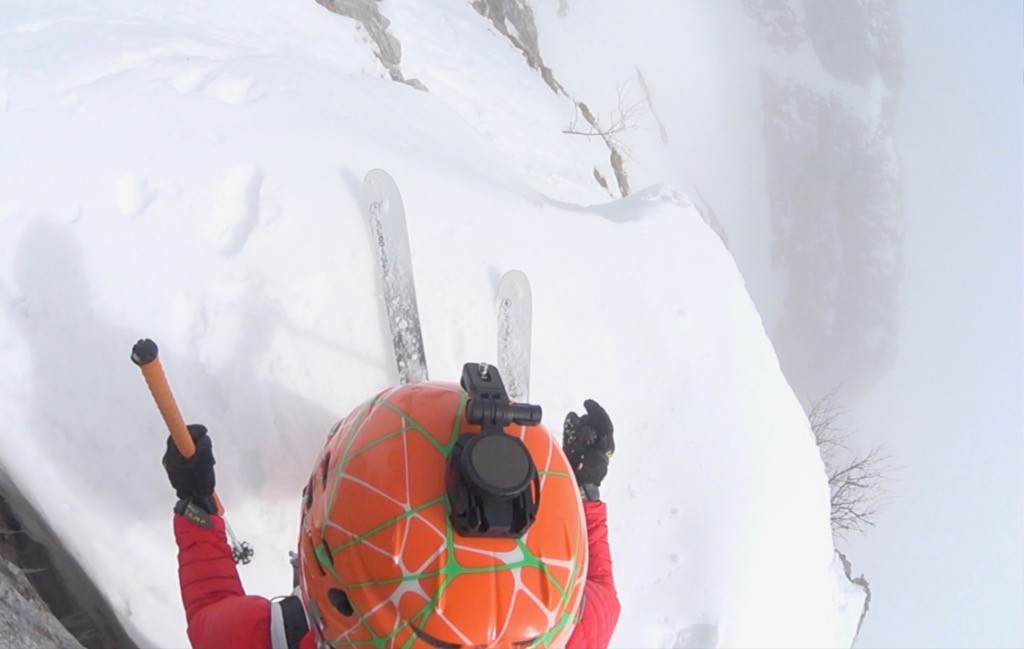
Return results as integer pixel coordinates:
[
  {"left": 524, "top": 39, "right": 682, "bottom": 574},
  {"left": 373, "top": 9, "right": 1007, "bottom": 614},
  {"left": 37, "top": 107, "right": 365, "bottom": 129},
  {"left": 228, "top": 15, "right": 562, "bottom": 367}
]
[{"left": 131, "top": 338, "right": 253, "bottom": 565}]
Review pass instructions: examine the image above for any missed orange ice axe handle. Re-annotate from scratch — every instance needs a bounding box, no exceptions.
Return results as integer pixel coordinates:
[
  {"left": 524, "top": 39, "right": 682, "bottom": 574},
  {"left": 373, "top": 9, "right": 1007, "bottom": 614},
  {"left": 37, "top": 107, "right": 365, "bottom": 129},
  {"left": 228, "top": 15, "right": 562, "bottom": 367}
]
[
  {"left": 130, "top": 339, "right": 195, "bottom": 457},
  {"left": 131, "top": 339, "right": 224, "bottom": 517}
]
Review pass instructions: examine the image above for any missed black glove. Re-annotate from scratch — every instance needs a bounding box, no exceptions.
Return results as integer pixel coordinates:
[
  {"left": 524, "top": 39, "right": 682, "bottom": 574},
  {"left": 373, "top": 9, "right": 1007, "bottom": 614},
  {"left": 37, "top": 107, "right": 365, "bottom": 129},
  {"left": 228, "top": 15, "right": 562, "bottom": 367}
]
[
  {"left": 163, "top": 424, "right": 217, "bottom": 515},
  {"left": 563, "top": 400, "right": 614, "bottom": 501}
]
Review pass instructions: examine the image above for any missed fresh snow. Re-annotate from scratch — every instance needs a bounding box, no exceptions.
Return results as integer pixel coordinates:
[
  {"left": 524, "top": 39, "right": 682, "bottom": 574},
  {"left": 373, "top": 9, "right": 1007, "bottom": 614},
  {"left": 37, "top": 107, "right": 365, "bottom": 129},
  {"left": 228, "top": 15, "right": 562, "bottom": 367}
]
[{"left": 0, "top": 1, "right": 862, "bottom": 647}]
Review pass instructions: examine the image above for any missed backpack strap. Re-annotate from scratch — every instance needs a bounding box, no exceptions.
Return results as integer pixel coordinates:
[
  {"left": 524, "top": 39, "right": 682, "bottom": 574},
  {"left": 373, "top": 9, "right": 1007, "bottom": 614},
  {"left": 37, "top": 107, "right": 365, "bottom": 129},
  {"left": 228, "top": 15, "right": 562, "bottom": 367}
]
[{"left": 270, "top": 594, "right": 309, "bottom": 649}]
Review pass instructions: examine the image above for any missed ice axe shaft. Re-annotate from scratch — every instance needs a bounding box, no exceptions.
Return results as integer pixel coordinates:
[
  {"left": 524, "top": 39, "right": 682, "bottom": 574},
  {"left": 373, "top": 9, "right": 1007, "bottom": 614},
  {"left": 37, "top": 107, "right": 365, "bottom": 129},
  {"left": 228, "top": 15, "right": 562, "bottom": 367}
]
[
  {"left": 130, "top": 339, "right": 197, "bottom": 457},
  {"left": 130, "top": 339, "right": 225, "bottom": 517},
  {"left": 130, "top": 339, "right": 253, "bottom": 563}
]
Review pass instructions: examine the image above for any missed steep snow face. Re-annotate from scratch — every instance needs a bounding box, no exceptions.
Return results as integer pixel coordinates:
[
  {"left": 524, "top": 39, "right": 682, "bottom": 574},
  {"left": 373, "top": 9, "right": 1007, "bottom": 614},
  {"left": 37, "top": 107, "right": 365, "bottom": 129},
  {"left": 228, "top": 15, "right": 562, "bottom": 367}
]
[
  {"left": 530, "top": 0, "right": 904, "bottom": 405},
  {"left": 0, "top": 1, "right": 860, "bottom": 647}
]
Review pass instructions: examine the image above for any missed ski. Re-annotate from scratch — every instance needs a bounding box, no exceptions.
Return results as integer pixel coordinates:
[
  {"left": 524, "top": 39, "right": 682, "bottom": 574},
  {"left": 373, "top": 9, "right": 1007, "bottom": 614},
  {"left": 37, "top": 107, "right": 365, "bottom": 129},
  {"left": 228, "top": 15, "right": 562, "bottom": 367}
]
[
  {"left": 363, "top": 169, "right": 428, "bottom": 385},
  {"left": 496, "top": 270, "right": 532, "bottom": 402}
]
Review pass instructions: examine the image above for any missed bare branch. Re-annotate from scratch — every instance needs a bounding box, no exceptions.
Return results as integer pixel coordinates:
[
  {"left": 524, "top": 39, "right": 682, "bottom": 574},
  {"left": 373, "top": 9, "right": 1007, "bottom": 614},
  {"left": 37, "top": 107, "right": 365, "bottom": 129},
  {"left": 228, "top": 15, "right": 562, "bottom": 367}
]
[
  {"left": 809, "top": 388, "right": 892, "bottom": 538},
  {"left": 563, "top": 83, "right": 646, "bottom": 146}
]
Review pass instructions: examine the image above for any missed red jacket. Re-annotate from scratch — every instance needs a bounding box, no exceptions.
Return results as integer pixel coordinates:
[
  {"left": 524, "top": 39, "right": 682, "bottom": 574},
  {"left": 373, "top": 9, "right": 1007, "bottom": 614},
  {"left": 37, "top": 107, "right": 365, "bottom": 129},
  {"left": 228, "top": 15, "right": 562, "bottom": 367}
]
[{"left": 174, "top": 501, "right": 620, "bottom": 649}]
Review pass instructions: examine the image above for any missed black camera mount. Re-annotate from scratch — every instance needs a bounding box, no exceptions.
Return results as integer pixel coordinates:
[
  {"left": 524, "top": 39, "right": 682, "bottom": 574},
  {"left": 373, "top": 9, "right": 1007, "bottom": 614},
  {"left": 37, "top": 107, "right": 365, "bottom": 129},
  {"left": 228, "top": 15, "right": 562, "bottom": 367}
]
[{"left": 446, "top": 362, "right": 542, "bottom": 538}]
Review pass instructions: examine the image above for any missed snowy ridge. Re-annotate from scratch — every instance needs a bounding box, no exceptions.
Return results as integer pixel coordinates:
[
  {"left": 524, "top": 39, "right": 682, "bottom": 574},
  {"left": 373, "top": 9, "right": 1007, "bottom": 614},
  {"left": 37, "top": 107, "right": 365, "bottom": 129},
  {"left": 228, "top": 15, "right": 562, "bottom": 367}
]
[{"left": 0, "top": 1, "right": 861, "bottom": 647}]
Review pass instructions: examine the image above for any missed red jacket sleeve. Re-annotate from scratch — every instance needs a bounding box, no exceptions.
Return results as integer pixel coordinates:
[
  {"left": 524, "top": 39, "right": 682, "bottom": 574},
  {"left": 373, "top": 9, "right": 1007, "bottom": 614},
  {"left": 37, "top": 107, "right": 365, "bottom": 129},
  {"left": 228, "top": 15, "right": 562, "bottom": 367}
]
[
  {"left": 565, "top": 500, "right": 621, "bottom": 649},
  {"left": 174, "top": 513, "right": 273, "bottom": 649}
]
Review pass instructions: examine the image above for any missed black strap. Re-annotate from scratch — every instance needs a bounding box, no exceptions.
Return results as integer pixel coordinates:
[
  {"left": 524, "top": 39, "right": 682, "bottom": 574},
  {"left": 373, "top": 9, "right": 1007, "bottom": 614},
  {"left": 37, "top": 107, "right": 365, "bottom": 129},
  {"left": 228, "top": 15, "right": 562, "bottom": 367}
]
[{"left": 279, "top": 595, "right": 309, "bottom": 649}]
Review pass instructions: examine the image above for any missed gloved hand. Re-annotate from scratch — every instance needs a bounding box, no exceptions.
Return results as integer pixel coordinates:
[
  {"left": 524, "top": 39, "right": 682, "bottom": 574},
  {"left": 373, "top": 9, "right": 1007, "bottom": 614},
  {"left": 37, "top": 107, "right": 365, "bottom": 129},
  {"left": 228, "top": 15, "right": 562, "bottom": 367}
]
[
  {"left": 163, "top": 424, "right": 217, "bottom": 515},
  {"left": 562, "top": 399, "right": 614, "bottom": 501}
]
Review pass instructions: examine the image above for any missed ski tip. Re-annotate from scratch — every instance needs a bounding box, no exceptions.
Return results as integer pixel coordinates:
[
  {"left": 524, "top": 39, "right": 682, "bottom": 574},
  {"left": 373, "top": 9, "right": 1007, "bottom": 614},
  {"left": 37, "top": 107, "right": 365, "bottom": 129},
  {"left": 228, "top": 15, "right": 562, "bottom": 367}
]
[
  {"left": 499, "top": 269, "right": 528, "bottom": 282},
  {"left": 364, "top": 168, "right": 394, "bottom": 186},
  {"left": 497, "top": 269, "right": 532, "bottom": 302}
]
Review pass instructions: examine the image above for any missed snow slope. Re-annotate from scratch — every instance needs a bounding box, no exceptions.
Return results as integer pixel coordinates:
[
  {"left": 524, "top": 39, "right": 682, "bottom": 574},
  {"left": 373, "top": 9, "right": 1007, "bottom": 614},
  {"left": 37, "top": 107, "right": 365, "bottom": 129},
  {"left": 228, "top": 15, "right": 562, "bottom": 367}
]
[{"left": 0, "top": 1, "right": 862, "bottom": 647}]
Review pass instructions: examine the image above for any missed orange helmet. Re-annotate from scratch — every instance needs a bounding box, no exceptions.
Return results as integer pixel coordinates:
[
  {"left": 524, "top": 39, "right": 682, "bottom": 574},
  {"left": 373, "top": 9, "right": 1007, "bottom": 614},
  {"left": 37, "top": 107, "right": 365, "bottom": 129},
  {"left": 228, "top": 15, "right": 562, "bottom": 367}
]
[{"left": 297, "top": 364, "right": 587, "bottom": 648}]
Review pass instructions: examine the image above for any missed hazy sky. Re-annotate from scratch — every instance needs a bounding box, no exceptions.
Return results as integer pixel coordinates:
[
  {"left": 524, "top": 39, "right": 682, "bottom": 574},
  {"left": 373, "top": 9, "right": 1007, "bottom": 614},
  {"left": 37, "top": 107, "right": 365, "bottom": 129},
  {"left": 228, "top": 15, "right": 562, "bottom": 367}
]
[{"left": 846, "top": 2, "right": 1023, "bottom": 647}]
